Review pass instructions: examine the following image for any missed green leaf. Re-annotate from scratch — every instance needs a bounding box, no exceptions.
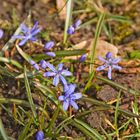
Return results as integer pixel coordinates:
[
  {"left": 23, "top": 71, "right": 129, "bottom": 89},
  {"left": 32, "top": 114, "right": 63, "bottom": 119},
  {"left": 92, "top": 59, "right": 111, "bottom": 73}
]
[
  {"left": 96, "top": 76, "right": 140, "bottom": 96},
  {"left": 18, "top": 118, "right": 33, "bottom": 140},
  {"left": 63, "top": 0, "right": 73, "bottom": 44},
  {"left": 0, "top": 57, "right": 23, "bottom": 69},
  {"left": 73, "top": 118, "right": 104, "bottom": 140},
  {"left": 82, "top": 97, "right": 139, "bottom": 118},
  {"left": 129, "top": 50, "right": 140, "bottom": 59},
  {"left": 16, "top": 45, "right": 30, "bottom": 61},
  {"left": 33, "top": 49, "right": 86, "bottom": 62},
  {"left": 90, "top": 13, "right": 105, "bottom": 73},
  {"left": 0, "top": 118, "right": 9, "bottom": 140},
  {"left": 0, "top": 97, "right": 49, "bottom": 117},
  {"left": 24, "top": 65, "right": 37, "bottom": 119}
]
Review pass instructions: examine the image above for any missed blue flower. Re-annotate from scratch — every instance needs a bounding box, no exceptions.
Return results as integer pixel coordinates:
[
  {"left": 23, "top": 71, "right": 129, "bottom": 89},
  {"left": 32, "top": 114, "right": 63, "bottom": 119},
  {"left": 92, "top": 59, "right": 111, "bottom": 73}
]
[
  {"left": 58, "top": 84, "right": 82, "bottom": 111},
  {"left": 67, "top": 19, "right": 81, "bottom": 35},
  {"left": 0, "top": 29, "right": 4, "bottom": 39},
  {"left": 29, "top": 59, "right": 39, "bottom": 70},
  {"left": 44, "top": 41, "right": 56, "bottom": 57},
  {"left": 13, "top": 21, "right": 41, "bottom": 46},
  {"left": 36, "top": 130, "right": 44, "bottom": 140},
  {"left": 43, "top": 63, "right": 72, "bottom": 87},
  {"left": 79, "top": 54, "right": 87, "bottom": 62},
  {"left": 96, "top": 52, "right": 122, "bottom": 79}
]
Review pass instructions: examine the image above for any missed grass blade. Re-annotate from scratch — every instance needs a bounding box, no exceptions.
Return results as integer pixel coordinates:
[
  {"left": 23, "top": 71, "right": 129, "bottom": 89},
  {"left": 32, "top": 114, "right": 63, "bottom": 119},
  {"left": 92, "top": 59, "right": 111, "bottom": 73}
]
[
  {"left": 18, "top": 118, "right": 33, "bottom": 140},
  {"left": 73, "top": 118, "right": 104, "bottom": 140},
  {"left": 90, "top": 13, "right": 105, "bottom": 73},
  {"left": 0, "top": 118, "right": 9, "bottom": 140},
  {"left": 63, "top": 0, "right": 73, "bottom": 44},
  {"left": 82, "top": 97, "right": 139, "bottom": 118},
  {"left": 0, "top": 57, "right": 23, "bottom": 69},
  {"left": 96, "top": 76, "right": 140, "bottom": 96},
  {"left": 0, "top": 97, "right": 49, "bottom": 118},
  {"left": 24, "top": 65, "right": 37, "bottom": 119}
]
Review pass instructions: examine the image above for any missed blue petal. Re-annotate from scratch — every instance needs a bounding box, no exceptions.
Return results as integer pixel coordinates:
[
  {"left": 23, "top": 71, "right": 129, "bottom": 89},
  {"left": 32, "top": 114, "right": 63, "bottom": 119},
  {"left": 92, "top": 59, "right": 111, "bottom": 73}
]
[
  {"left": 112, "top": 65, "right": 122, "bottom": 70},
  {"left": 71, "top": 93, "right": 82, "bottom": 100},
  {"left": 63, "top": 100, "right": 69, "bottom": 111},
  {"left": 44, "top": 41, "right": 54, "bottom": 50},
  {"left": 70, "top": 100, "right": 78, "bottom": 110},
  {"left": 40, "top": 60, "right": 48, "bottom": 69},
  {"left": 106, "top": 52, "right": 112, "bottom": 59},
  {"left": 96, "top": 64, "right": 108, "bottom": 71},
  {"left": 29, "top": 60, "right": 36, "bottom": 65},
  {"left": 66, "top": 84, "right": 76, "bottom": 95},
  {"left": 67, "top": 25, "right": 75, "bottom": 35},
  {"left": 30, "top": 37, "right": 37, "bottom": 42},
  {"left": 58, "top": 95, "right": 65, "bottom": 101},
  {"left": 63, "top": 84, "right": 69, "bottom": 92},
  {"left": 45, "top": 52, "right": 56, "bottom": 57},
  {"left": 36, "top": 130, "right": 44, "bottom": 140},
  {"left": 60, "top": 75, "right": 67, "bottom": 85},
  {"left": 98, "top": 56, "right": 107, "bottom": 63},
  {"left": 33, "top": 64, "right": 39, "bottom": 70},
  {"left": 12, "top": 35, "right": 25, "bottom": 39},
  {"left": 31, "top": 21, "right": 39, "bottom": 32},
  {"left": 31, "top": 28, "right": 41, "bottom": 36},
  {"left": 61, "top": 70, "right": 72, "bottom": 76},
  {"left": 108, "top": 66, "right": 112, "bottom": 79},
  {"left": 73, "top": 19, "right": 81, "bottom": 28},
  {"left": 18, "top": 38, "right": 28, "bottom": 46},
  {"left": 112, "top": 58, "right": 121, "bottom": 64},
  {"left": 58, "top": 63, "right": 63, "bottom": 71},
  {"left": 53, "top": 75, "right": 60, "bottom": 86},
  {"left": 79, "top": 54, "right": 87, "bottom": 62},
  {"left": 0, "top": 29, "right": 4, "bottom": 39},
  {"left": 20, "top": 23, "right": 28, "bottom": 33},
  {"left": 46, "top": 62, "right": 56, "bottom": 72},
  {"left": 43, "top": 72, "right": 56, "bottom": 77}
]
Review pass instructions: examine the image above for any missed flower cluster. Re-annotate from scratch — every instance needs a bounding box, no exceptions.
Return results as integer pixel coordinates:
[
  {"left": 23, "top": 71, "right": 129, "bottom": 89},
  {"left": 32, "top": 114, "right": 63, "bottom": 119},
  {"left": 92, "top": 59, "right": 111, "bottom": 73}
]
[
  {"left": 96, "top": 52, "right": 122, "bottom": 79},
  {"left": 28, "top": 58, "right": 82, "bottom": 111}
]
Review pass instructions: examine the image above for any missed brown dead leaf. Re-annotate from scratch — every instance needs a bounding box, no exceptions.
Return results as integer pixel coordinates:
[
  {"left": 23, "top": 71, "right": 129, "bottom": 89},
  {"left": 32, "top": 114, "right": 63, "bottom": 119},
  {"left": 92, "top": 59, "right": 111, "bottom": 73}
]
[{"left": 56, "top": 0, "right": 66, "bottom": 20}]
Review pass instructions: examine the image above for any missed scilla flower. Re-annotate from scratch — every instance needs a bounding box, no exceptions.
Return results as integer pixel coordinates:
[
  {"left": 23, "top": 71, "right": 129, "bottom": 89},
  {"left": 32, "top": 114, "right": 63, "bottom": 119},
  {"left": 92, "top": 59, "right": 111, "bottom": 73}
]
[
  {"left": 58, "top": 84, "right": 82, "bottom": 111},
  {"left": 13, "top": 21, "right": 41, "bottom": 46},
  {"left": 96, "top": 52, "right": 122, "bottom": 79},
  {"left": 36, "top": 130, "right": 44, "bottom": 140},
  {"left": 67, "top": 19, "right": 81, "bottom": 35},
  {"left": 43, "top": 63, "right": 72, "bottom": 87}
]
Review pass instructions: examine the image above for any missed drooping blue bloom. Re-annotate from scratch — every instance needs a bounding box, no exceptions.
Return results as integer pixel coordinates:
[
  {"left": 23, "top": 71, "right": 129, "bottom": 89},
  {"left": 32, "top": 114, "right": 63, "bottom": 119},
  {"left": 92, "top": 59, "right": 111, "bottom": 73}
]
[
  {"left": 29, "top": 59, "right": 39, "bottom": 70},
  {"left": 67, "top": 19, "right": 81, "bottom": 35},
  {"left": 36, "top": 130, "right": 44, "bottom": 140},
  {"left": 44, "top": 41, "right": 56, "bottom": 57},
  {"left": 0, "top": 29, "right": 4, "bottom": 39},
  {"left": 96, "top": 52, "right": 122, "bottom": 79},
  {"left": 13, "top": 21, "right": 41, "bottom": 46},
  {"left": 79, "top": 54, "right": 87, "bottom": 62},
  {"left": 58, "top": 84, "right": 82, "bottom": 111},
  {"left": 43, "top": 63, "right": 72, "bottom": 87}
]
